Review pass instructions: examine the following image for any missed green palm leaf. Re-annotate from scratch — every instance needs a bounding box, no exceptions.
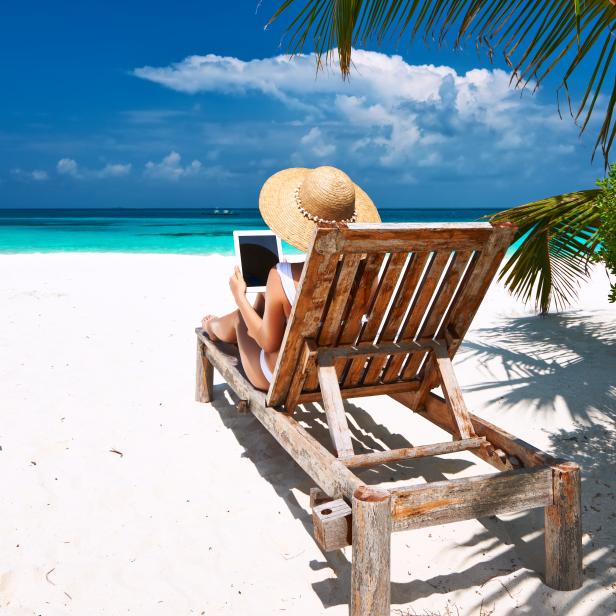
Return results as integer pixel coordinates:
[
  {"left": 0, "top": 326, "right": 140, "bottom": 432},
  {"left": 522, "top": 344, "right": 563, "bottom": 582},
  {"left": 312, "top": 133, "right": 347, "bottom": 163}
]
[
  {"left": 268, "top": 0, "right": 616, "bottom": 163},
  {"left": 488, "top": 190, "right": 601, "bottom": 313}
]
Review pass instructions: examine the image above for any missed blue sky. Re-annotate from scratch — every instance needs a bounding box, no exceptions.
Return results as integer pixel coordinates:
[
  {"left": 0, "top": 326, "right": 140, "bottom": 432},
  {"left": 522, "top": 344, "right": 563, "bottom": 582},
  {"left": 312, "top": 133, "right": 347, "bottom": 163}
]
[{"left": 0, "top": 1, "right": 605, "bottom": 209}]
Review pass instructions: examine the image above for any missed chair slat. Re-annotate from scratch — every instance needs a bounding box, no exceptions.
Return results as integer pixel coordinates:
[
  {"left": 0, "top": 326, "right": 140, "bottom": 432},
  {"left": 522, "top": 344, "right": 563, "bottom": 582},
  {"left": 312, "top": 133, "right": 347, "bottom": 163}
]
[
  {"left": 267, "top": 230, "right": 341, "bottom": 407},
  {"left": 408, "top": 225, "right": 517, "bottom": 406},
  {"left": 343, "top": 252, "right": 408, "bottom": 388},
  {"left": 303, "top": 254, "right": 363, "bottom": 392},
  {"left": 361, "top": 252, "right": 431, "bottom": 385},
  {"left": 319, "top": 254, "right": 363, "bottom": 346},
  {"left": 332, "top": 253, "right": 387, "bottom": 388},
  {"left": 401, "top": 250, "right": 474, "bottom": 379},
  {"left": 382, "top": 251, "right": 451, "bottom": 383},
  {"left": 442, "top": 226, "right": 516, "bottom": 352}
]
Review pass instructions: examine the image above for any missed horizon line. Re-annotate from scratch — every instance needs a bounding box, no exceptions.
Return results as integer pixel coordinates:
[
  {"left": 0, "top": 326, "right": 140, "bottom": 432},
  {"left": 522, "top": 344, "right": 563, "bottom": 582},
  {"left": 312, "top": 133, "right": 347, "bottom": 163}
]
[{"left": 0, "top": 205, "right": 497, "bottom": 211}]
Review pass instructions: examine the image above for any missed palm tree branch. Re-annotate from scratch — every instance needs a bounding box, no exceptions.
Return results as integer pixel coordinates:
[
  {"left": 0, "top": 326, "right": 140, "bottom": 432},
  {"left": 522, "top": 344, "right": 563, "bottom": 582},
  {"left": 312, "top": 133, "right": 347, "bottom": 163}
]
[
  {"left": 268, "top": 0, "right": 616, "bottom": 163},
  {"left": 488, "top": 189, "right": 601, "bottom": 312}
]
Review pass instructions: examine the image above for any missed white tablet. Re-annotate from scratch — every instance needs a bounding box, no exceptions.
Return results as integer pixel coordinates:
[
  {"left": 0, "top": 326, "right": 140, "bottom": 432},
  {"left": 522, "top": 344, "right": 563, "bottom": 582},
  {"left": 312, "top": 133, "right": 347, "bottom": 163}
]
[{"left": 233, "top": 230, "right": 283, "bottom": 292}]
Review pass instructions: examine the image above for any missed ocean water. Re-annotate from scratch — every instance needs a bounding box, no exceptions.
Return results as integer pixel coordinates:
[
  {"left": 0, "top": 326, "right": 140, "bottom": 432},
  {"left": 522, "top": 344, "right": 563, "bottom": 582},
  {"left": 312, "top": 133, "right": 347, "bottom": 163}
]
[{"left": 0, "top": 208, "right": 495, "bottom": 255}]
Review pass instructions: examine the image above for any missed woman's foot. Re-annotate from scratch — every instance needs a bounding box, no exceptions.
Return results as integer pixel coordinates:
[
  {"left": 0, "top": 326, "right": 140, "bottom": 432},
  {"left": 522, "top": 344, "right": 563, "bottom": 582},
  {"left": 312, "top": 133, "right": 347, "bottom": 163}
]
[{"left": 201, "top": 315, "right": 219, "bottom": 341}]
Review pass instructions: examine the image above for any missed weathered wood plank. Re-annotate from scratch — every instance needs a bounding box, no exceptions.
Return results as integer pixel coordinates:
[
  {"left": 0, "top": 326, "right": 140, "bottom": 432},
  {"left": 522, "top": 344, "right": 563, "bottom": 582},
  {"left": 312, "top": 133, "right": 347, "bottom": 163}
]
[
  {"left": 298, "top": 379, "right": 420, "bottom": 403},
  {"left": 347, "top": 222, "right": 494, "bottom": 230},
  {"left": 333, "top": 253, "right": 386, "bottom": 390},
  {"left": 318, "top": 364, "right": 355, "bottom": 459},
  {"left": 351, "top": 486, "right": 391, "bottom": 616},
  {"left": 392, "top": 391, "right": 556, "bottom": 470},
  {"left": 394, "top": 390, "right": 512, "bottom": 470},
  {"left": 267, "top": 228, "right": 341, "bottom": 406},
  {"left": 431, "top": 345, "right": 476, "bottom": 440},
  {"left": 319, "top": 254, "right": 363, "bottom": 347},
  {"left": 319, "top": 339, "right": 436, "bottom": 361},
  {"left": 412, "top": 225, "right": 516, "bottom": 397},
  {"left": 390, "top": 467, "right": 553, "bottom": 531},
  {"left": 382, "top": 251, "right": 451, "bottom": 382},
  {"left": 283, "top": 340, "right": 314, "bottom": 414},
  {"left": 361, "top": 252, "right": 430, "bottom": 385},
  {"left": 195, "top": 337, "right": 214, "bottom": 403},
  {"left": 344, "top": 252, "right": 408, "bottom": 387},
  {"left": 339, "top": 225, "right": 494, "bottom": 253},
  {"left": 420, "top": 250, "right": 474, "bottom": 338},
  {"left": 342, "top": 437, "right": 486, "bottom": 469},
  {"left": 304, "top": 254, "right": 363, "bottom": 392},
  {"left": 544, "top": 461, "right": 583, "bottom": 590},
  {"left": 312, "top": 498, "right": 353, "bottom": 552},
  {"left": 354, "top": 252, "right": 409, "bottom": 344},
  {"left": 401, "top": 250, "right": 473, "bottom": 380},
  {"left": 440, "top": 223, "right": 517, "bottom": 361},
  {"left": 196, "top": 330, "right": 363, "bottom": 499}
]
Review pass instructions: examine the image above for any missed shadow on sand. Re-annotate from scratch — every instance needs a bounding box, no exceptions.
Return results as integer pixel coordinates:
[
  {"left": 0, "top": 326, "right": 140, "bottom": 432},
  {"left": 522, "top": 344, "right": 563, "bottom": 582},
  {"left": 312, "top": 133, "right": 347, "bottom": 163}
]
[
  {"left": 208, "top": 392, "right": 539, "bottom": 612},
  {"left": 204, "top": 308, "right": 615, "bottom": 614},
  {"left": 453, "top": 309, "right": 616, "bottom": 614}
]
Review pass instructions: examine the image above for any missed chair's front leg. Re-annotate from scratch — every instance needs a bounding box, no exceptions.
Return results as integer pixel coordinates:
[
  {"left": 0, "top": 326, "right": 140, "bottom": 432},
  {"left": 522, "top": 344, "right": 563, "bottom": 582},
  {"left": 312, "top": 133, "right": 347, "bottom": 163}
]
[
  {"left": 318, "top": 363, "right": 354, "bottom": 459},
  {"left": 195, "top": 337, "right": 214, "bottom": 403},
  {"left": 544, "top": 461, "right": 583, "bottom": 590},
  {"left": 351, "top": 486, "right": 391, "bottom": 616}
]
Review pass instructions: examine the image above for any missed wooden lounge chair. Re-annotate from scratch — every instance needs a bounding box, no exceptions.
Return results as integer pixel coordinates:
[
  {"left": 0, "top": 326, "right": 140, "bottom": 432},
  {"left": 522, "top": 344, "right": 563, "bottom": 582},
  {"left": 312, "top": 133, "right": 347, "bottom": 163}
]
[{"left": 195, "top": 222, "right": 582, "bottom": 616}]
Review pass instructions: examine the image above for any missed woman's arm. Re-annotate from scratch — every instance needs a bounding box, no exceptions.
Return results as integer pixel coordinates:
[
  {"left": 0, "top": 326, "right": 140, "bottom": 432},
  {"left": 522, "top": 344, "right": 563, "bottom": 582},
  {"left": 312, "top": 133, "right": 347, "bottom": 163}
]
[{"left": 230, "top": 266, "right": 287, "bottom": 353}]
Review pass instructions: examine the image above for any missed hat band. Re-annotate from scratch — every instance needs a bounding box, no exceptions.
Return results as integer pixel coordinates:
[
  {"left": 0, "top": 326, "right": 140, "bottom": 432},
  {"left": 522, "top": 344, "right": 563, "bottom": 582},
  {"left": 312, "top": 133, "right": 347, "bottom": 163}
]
[{"left": 294, "top": 184, "right": 357, "bottom": 225}]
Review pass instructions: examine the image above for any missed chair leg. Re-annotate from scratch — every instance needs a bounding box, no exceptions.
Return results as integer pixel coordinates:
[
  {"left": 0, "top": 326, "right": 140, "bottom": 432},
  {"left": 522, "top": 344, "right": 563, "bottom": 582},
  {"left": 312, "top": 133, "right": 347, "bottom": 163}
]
[
  {"left": 195, "top": 338, "right": 214, "bottom": 403},
  {"left": 318, "top": 365, "right": 354, "bottom": 459},
  {"left": 544, "top": 461, "right": 583, "bottom": 590},
  {"left": 351, "top": 487, "right": 391, "bottom": 616}
]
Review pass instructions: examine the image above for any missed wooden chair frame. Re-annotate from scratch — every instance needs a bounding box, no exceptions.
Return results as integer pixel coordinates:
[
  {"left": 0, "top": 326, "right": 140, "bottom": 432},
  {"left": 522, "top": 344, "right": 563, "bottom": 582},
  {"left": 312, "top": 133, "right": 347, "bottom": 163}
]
[{"left": 195, "top": 222, "right": 582, "bottom": 616}]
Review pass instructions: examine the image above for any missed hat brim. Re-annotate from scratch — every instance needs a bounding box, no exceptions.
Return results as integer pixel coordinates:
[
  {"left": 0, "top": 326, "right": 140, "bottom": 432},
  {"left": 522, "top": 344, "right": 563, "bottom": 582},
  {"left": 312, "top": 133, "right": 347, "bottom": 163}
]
[{"left": 259, "top": 168, "right": 381, "bottom": 252}]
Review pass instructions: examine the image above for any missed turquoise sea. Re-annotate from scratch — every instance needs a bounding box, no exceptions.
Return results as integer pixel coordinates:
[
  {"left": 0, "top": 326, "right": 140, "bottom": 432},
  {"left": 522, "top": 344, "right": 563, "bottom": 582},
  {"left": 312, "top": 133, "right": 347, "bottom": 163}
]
[{"left": 0, "top": 208, "right": 495, "bottom": 254}]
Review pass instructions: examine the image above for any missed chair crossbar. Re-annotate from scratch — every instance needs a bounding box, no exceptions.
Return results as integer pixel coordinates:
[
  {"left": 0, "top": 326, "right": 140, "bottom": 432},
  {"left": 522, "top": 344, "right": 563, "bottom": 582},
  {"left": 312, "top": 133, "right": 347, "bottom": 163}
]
[
  {"left": 341, "top": 437, "right": 486, "bottom": 469},
  {"left": 315, "top": 339, "right": 444, "bottom": 362},
  {"left": 297, "top": 379, "right": 420, "bottom": 403},
  {"left": 390, "top": 466, "right": 554, "bottom": 531}
]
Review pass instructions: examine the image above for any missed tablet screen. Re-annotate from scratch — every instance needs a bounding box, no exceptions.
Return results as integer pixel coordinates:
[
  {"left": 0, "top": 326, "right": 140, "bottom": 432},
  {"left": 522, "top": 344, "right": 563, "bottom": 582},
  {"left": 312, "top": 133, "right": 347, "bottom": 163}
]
[{"left": 237, "top": 234, "right": 280, "bottom": 288}]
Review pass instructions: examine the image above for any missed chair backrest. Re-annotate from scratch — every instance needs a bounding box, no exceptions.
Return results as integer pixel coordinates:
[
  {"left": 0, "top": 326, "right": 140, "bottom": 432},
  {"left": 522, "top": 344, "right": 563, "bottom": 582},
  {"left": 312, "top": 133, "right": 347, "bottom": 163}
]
[{"left": 266, "top": 222, "right": 517, "bottom": 409}]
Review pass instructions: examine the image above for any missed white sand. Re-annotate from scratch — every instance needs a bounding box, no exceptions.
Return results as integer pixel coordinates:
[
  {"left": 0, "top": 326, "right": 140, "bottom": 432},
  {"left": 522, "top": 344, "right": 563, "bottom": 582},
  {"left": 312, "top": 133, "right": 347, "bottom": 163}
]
[{"left": 0, "top": 253, "right": 614, "bottom": 616}]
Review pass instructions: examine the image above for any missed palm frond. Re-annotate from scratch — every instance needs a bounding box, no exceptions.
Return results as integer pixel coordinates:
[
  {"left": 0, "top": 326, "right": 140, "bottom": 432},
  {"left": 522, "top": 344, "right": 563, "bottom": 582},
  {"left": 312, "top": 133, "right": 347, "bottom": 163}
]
[
  {"left": 488, "top": 190, "right": 601, "bottom": 313},
  {"left": 268, "top": 0, "right": 616, "bottom": 164}
]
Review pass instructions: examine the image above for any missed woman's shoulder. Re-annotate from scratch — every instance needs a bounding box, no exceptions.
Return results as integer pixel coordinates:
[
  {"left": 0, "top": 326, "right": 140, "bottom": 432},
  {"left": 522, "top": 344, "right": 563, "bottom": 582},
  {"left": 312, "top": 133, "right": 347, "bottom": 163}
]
[{"left": 274, "top": 261, "right": 303, "bottom": 281}]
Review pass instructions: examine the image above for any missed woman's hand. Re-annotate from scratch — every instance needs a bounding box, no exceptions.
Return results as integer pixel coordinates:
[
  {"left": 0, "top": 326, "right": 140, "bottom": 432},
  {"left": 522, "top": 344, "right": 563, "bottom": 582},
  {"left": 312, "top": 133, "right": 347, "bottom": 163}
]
[{"left": 229, "top": 266, "right": 247, "bottom": 302}]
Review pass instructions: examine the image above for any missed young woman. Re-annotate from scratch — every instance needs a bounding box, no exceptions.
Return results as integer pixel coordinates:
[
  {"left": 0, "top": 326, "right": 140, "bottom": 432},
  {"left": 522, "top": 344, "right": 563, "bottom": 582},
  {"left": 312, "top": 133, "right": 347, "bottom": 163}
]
[{"left": 202, "top": 165, "right": 380, "bottom": 391}]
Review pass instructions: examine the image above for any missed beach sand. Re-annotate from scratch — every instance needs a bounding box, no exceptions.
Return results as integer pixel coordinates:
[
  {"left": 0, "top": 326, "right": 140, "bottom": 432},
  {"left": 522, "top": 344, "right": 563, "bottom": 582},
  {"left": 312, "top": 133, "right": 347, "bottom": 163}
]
[{"left": 0, "top": 253, "right": 614, "bottom": 615}]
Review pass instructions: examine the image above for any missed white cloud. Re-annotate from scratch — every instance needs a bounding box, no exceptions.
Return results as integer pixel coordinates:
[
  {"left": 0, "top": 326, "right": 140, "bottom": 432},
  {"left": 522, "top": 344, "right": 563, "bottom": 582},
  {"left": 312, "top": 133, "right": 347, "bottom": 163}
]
[
  {"left": 56, "top": 158, "right": 131, "bottom": 179},
  {"left": 143, "top": 150, "right": 230, "bottom": 181},
  {"left": 57, "top": 158, "right": 79, "bottom": 177},
  {"left": 144, "top": 151, "right": 203, "bottom": 180},
  {"left": 133, "top": 50, "right": 461, "bottom": 105},
  {"left": 11, "top": 168, "right": 49, "bottom": 181},
  {"left": 299, "top": 127, "right": 336, "bottom": 158},
  {"left": 96, "top": 163, "right": 132, "bottom": 178},
  {"left": 134, "top": 49, "right": 573, "bottom": 176}
]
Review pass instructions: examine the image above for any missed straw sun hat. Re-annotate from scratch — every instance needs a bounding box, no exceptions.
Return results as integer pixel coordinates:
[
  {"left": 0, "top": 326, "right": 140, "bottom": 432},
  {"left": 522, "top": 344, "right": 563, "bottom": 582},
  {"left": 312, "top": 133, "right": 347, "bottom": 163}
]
[{"left": 259, "top": 166, "right": 381, "bottom": 252}]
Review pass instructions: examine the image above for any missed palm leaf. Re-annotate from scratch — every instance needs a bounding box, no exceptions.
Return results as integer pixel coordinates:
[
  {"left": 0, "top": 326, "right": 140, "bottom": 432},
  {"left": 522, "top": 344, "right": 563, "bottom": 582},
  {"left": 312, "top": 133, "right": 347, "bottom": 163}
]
[
  {"left": 488, "top": 190, "right": 601, "bottom": 313},
  {"left": 268, "top": 0, "right": 616, "bottom": 164}
]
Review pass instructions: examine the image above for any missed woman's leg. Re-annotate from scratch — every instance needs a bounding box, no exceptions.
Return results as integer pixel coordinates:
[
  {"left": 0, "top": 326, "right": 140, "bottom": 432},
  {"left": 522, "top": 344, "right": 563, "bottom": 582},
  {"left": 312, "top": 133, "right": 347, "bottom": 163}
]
[
  {"left": 233, "top": 311, "right": 270, "bottom": 391},
  {"left": 202, "top": 311, "right": 238, "bottom": 343},
  {"left": 202, "top": 293, "right": 265, "bottom": 343}
]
